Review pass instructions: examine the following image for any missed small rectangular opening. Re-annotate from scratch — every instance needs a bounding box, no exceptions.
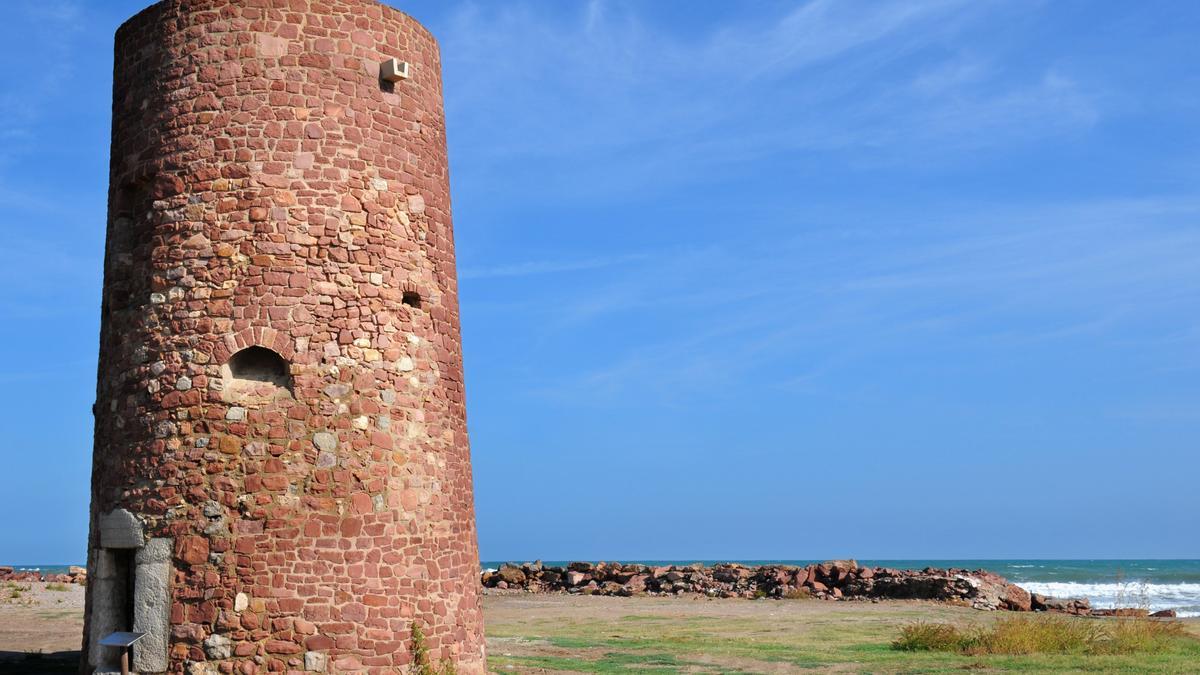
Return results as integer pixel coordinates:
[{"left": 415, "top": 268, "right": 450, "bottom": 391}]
[
  {"left": 90, "top": 548, "right": 135, "bottom": 670},
  {"left": 116, "top": 548, "right": 135, "bottom": 631},
  {"left": 89, "top": 538, "right": 172, "bottom": 672}
]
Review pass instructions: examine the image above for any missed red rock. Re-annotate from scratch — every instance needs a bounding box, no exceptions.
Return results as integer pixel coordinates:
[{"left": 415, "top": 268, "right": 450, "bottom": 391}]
[
  {"left": 349, "top": 492, "right": 374, "bottom": 515},
  {"left": 264, "top": 639, "right": 302, "bottom": 654},
  {"left": 497, "top": 565, "right": 526, "bottom": 586},
  {"left": 1001, "top": 584, "right": 1032, "bottom": 612},
  {"left": 176, "top": 536, "right": 209, "bottom": 566}
]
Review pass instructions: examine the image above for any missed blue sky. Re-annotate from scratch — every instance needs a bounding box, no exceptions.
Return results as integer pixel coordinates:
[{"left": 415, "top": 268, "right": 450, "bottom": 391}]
[{"left": 1, "top": 0, "right": 1198, "bottom": 564}]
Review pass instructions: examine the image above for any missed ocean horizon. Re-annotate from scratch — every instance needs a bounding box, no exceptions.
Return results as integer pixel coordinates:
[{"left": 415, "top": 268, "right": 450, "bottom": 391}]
[{"left": 10, "top": 559, "right": 1200, "bottom": 617}]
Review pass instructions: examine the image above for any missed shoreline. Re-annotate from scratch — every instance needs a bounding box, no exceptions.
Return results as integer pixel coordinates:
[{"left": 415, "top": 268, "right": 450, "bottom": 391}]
[{"left": 482, "top": 559, "right": 1189, "bottom": 618}]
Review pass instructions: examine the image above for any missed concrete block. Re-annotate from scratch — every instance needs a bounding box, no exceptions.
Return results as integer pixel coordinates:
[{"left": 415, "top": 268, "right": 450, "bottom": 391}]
[
  {"left": 380, "top": 58, "right": 410, "bottom": 82},
  {"left": 99, "top": 509, "right": 144, "bottom": 549},
  {"left": 133, "top": 538, "right": 172, "bottom": 673}
]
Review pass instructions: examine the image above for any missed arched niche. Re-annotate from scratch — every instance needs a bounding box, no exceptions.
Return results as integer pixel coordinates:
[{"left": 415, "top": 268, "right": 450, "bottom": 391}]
[{"left": 220, "top": 345, "right": 294, "bottom": 403}]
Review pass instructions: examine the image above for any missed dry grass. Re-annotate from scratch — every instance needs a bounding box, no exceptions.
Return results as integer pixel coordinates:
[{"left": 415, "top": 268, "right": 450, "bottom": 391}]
[
  {"left": 894, "top": 615, "right": 1189, "bottom": 656},
  {"left": 893, "top": 622, "right": 970, "bottom": 652}
]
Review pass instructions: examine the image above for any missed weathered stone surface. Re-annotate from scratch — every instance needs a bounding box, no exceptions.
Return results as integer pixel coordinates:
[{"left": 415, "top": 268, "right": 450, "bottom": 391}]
[
  {"left": 1031, "top": 593, "right": 1091, "bottom": 615},
  {"left": 82, "top": 1, "right": 485, "bottom": 673},
  {"left": 203, "top": 634, "right": 232, "bottom": 660},
  {"left": 98, "top": 509, "right": 144, "bottom": 549},
  {"left": 132, "top": 538, "right": 172, "bottom": 673},
  {"left": 496, "top": 564, "right": 526, "bottom": 586},
  {"left": 312, "top": 432, "right": 338, "bottom": 452},
  {"left": 1000, "top": 579, "right": 1033, "bottom": 612},
  {"left": 304, "top": 651, "right": 328, "bottom": 672}
]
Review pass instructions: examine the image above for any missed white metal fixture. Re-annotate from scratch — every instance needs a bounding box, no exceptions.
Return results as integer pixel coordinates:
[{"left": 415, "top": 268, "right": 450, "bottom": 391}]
[{"left": 380, "top": 58, "right": 411, "bottom": 82}]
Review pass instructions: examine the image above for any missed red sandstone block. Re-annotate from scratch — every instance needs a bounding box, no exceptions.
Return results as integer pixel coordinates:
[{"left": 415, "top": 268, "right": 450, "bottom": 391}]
[
  {"left": 362, "top": 594, "right": 388, "bottom": 607},
  {"left": 321, "top": 619, "right": 352, "bottom": 634},
  {"left": 301, "top": 604, "right": 331, "bottom": 622},
  {"left": 276, "top": 599, "right": 305, "bottom": 614},
  {"left": 340, "top": 518, "right": 363, "bottom": 537},
  {"left": 176, "top": 536, "right": 209, "bottom": 566},
  {"left": 333, "top": 656, "right": 363, "bottom": 671},
  {"left": 340, "top": 603, "right": 368, "bottom": 622},
  {"left": 305, "top": 631, "right": 336, "bottom": 650},
  {"left": 190, "top": 602, "right": 218, "bottom": 624},
  {"left": 350, "top": 492, "right": 374, "bottom": 515}
]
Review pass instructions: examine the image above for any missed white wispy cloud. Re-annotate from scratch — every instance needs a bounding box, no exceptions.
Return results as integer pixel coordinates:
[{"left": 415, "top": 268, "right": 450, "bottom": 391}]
[
  {"left": 440, "top": 0, "right": 1099, "bottom": 195},
  {"left": 518, "top": 196, "right": 1200, "bottom": 402}
]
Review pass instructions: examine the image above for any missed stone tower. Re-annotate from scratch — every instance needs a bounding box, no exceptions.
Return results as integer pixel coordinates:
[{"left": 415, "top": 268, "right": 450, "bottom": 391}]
[{"left": 82, "top": 1, "right": 485, "bottom": 672}]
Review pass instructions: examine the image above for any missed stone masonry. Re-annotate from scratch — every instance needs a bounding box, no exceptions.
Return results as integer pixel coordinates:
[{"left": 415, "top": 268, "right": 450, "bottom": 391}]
[{"left": 82, "top": 1, "right": 485, "bottom": 672}]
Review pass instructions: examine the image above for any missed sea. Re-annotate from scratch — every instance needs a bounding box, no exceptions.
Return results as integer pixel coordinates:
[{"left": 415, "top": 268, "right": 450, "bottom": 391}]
[
  {"left": 481, "top": 559, "right": 1200, "bottom": 618},
  {"left": 14, "top": 560, "right": 1199, "bottom": 617}
]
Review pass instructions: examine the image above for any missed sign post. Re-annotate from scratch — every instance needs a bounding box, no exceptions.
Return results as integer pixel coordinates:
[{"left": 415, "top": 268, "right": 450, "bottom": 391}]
[{"left": 99, "top": 632, "right": 146, "bottom": 675}]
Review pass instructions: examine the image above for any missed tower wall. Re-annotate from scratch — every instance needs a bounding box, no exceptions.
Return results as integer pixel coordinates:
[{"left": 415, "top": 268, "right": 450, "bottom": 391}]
[{"left": 83, "top": 1, "right": 485, "bottom": 672}]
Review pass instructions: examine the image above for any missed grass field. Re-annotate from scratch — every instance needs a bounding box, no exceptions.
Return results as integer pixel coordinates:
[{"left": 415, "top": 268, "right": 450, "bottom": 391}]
[
  {"left": 483, "top": 593, "right": 1200, "bottom": 673},
  {"left": 3, "top": 584, "right": 1198, "bottom": 673}
]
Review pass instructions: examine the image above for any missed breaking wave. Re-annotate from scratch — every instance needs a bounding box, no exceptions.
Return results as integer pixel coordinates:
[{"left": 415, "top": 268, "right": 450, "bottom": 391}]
[{"left": 1016, "top": 581, "right": 1200, "bottom": 618}]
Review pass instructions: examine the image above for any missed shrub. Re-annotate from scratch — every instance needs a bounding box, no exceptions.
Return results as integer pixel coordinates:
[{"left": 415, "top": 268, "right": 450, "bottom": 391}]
[
  {"left": 1104, "top": 617, "right": 1187, "bottom": 655},
  {"left": 893, "top": 622, "right": 967, "bottom": 651},
  {"left": 893, "top": 616, "right": 1189, "bottom": 656},
  {"left": 782, "top": 588, "right": 812, "bottom": 600},
  {"left": 45, "top": 583, "right": 70, "bottom": 592},
  {"left": 965, "top": 616, "right": 1101, "bottom": 655}
]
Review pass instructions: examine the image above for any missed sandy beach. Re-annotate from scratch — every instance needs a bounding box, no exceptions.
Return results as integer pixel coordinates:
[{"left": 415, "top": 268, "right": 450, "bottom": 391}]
[{"left": 0, "top": 581, "right": 85, "bottom": 672}]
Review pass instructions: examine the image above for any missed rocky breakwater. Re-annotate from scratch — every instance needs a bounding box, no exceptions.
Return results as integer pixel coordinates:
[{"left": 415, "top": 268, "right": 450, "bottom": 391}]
[
  {"left": 482, "top": 560, "right": 1093, "bottom": 614},
  {"left": 0, "top": 565, "right": 87, "bottom": 585}
]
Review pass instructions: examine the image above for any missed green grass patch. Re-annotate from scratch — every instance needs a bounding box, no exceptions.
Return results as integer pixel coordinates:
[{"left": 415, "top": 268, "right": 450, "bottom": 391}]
[
  {"left": 489, "top": 651, "right": 718, "bottom": 674},
  {"left": 485, "top": 595, "right": 1200, "bottom": 673}
]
